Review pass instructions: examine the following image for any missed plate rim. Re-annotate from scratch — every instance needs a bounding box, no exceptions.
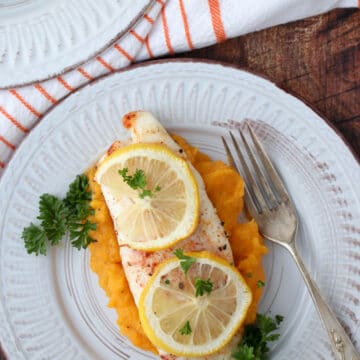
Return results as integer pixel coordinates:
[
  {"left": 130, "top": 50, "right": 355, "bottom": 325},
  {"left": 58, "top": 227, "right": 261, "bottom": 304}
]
[{"left": 0, "top": 0, "right": 154, "bottom": 89}]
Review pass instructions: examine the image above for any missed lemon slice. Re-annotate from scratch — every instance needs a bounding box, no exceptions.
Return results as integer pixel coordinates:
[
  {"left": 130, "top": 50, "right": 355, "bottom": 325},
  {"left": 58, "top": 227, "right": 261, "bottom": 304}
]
[
  {"left": 139, "top": 251, "right": 252, "bottom": 356},
  {"left": 95, "top": 143, "right": 199, "bottom": 251}
]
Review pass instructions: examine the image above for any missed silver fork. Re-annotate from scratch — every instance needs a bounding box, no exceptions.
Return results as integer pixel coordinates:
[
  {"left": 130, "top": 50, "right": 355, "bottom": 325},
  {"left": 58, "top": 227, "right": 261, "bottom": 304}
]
[{"left": 222, "top": 123, "right": 360, "bottom": 360}]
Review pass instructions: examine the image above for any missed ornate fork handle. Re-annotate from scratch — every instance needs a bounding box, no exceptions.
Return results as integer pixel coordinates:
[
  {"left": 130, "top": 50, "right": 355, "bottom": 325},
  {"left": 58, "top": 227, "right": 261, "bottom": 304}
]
[{"left": 283, "top": 240, "right": 360, "bottom": 360}]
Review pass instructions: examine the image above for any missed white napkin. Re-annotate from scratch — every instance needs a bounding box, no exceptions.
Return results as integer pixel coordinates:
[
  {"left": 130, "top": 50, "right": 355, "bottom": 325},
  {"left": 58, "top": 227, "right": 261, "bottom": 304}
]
[{"left": 0, "top": 0, "right": 357, "bottom": 176}]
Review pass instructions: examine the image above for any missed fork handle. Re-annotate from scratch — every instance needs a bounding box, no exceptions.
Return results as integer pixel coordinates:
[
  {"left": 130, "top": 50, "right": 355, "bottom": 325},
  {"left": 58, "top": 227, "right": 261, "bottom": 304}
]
[{"left": 287, "top": 244, "right": 360, "bottom": 360}]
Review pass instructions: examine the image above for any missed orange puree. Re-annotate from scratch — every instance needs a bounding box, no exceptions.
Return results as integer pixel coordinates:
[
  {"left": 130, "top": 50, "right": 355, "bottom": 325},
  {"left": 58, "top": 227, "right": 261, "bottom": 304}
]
[{"left": 87, "top": 135, "right": 268, "bottom": 353}]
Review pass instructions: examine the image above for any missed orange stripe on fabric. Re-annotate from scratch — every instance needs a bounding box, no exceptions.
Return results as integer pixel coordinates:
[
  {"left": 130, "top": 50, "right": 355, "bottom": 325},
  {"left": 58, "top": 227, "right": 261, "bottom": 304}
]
[
  {"left": 96, "top": 56, "right": 114, "bottom": 72},
  {"left": 156, "top": 0, "right": 165, "bottom": 5},
  {"left": 57, "top": 76, "right": 74, "bottom": 92},
  {"left": 0, "top": 135, "right": 16, "bottom": 150},
  {"left": 9, "top": 89, "right": 41, "bottom": 118},
  {"left": 145, "top": 36, "right": 154, "bottom": 58},
  {"left": 161, "top": 6, "right": 174, "bottom": 54},
  {"left": 179, "top": 0, "right": 194, "bottom": 49},
  {"left": 77, "top": 67, "right": 94, "bottom": 81},
  {"left": 0, "top": 161, "right": 5, "bottom": 168},
  {"left": 130, "top": 30, "right": 145, "bottom": 43},
  {"left": 208, "top": 0, "right": 226, "bottom": 42},
  {"left": 114, "top": 44, "right": 134, "bottom": 62},
  {"left": 34, "top": 84, "right": 57, "bottom": 104},
  {"left": 0, "top": 106, "right": 28, "bottom": 133},
  {"left": 130, "top": 30, "right": 153, "bottom": 58},
  {"left": 144, "top": 14, "right": 154, "bottom": 24}
]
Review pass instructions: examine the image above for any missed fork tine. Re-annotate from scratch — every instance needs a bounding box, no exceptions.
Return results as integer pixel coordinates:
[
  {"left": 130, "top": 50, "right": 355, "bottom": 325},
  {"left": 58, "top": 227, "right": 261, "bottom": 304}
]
[
  {"left": 221, "top": 136, "right": 236, "bottom": 169},
  {"left": 223, "top": 134, "right": 260, "bottom": 213},
  {"left": 228, "top": 131, "right": 268, "bottom": 213},
  {"left": 238, "top": 128, "right": 278, "bottom": 209},
  {"left": 246, "top": 123, "right": 290, "bottom": 202}
]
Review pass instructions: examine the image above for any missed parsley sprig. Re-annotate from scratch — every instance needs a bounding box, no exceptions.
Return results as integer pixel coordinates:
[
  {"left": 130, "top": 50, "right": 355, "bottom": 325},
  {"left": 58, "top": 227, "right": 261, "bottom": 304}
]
[
  {"left": 173, "top": 249, "right": 196, "bottom": 274},
  {"left": 118, "top": 168, "right": 161, "bottom": 199},
  {"left": 179, "top": 320, "right": 192, "bottom": 335},
  {"left": 38, "top": 194, "right": 68, "bottom": 245},
  {"left": 195, "top": 278, "right": 213, "bottom": 297},
  {"left": 64, "top": 175, "right": 96, "bottom": 250},
  {"left": 22, "top": 225, "right": 47, "bottom": 255},
  {"left": 22, "top": 174, "right": 97, "bottom": 255},
  {"left": 232, "top": 313, "right": 284, "bottom": 360}
]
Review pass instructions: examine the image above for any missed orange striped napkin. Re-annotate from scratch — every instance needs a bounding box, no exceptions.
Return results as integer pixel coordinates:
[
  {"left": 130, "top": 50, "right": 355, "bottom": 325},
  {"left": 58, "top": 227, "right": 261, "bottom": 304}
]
[{"left": 0, "top": 0, "right": 358, "bottom": 175}]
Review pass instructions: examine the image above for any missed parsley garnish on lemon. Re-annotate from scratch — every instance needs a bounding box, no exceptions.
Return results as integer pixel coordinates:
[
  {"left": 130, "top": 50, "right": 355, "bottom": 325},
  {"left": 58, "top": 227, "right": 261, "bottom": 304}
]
[
  {"left": 173, "top": 248, "right": 196, "bottom": 274},
  {"left": 22, "top": 174, "right": 96, "bottom": 255},
  {"left": 118, "top": 167, "right": 161, "bottom": 199},
  {"left": 139, "top": 251, "right": 253, "bottom": 357},
  {"left": 195, "top": 278, "right": 213, "bottom": 297},
  {"left": 179, "top": 321, "right": 192, "bottom": 335}
]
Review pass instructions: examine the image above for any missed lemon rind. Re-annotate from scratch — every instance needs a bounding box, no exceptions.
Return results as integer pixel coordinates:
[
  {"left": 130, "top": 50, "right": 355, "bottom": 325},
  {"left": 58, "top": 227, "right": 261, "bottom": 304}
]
[
  {"left": 95, "top": 143, "right": 200, "bottom": 251},
  {"left": 139, "top": 251, "right": 253, "bottom": 357}
]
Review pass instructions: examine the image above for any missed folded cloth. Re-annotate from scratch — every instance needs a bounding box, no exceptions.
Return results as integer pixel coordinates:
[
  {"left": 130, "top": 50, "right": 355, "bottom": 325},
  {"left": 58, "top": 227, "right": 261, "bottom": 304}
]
[{"left": 0, "top": 0, "right": 357, "bottom": 176}]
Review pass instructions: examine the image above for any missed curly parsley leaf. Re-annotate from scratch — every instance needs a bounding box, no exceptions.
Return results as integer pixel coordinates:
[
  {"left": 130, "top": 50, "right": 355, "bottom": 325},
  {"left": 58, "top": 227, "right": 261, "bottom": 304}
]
[
  {"left": 179, "top": 321, "right": 192, "bottom": 335},
  {"left": 64, "top": 174, "right": 92, "bottom": 205},
  {"left": 119, "top": 168, "right": 146, "bottom": 189},
  {"left": 195, "top": 278, "right": 213, "bottom": 297},
  {"left": 139, "top": 189, "right": 154, "bottom": 199},
  {"left": 65, "top": 174, "right": 97, "bottom": 249},
  {"left": 38, "top": 194, "right": 68, "bottom": 245},
  {"left": 232, "top": 313, "right": 284, "bottom": 360},
  {"left": 232, "top": 344, "right": 256, "bottom": 360},
  {"left": 22, "top": 174, "right": 96, "bottom": 255},
  {"left": 22, "top": 224, "right": 47, "bottom": 256},
  {"left": 64, "top": 174, "right": 94, "bottom": 218},
  {"left": 69, "top": 219, "right": 97, "bottom": 250},
  {"left": 118, "top": 167, "right": 161, "bottom": 199},
  {"left": 173, "top": 249, "right": 196, "bottom": 274}
]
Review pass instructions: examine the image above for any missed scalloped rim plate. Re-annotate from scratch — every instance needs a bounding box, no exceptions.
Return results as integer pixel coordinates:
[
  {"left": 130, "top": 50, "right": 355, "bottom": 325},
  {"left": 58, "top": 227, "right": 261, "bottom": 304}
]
[
  {"left": 0, "top": 0, "right": 152, "bottom": 88},
  {"left": 0, "top": 60, "right": 359, "bottom": 359}
]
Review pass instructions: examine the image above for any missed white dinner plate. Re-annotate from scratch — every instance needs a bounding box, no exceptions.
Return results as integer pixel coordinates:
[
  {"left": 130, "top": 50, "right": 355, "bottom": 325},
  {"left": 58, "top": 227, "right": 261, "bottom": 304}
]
[
  {"left": 0, "top": 60, "right": 359, "bottom": 359},
  {"left": 0, "top": 0, "right": 152, "bottom": 88}
]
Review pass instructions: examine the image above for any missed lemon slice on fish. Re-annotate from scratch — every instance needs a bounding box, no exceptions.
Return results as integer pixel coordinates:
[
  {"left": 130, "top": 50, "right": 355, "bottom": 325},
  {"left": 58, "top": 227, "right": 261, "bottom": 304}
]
[
  {"left": 139, "top": 251, "right": 252, "bottom": 357},
  {"left": 95, "top": 143, "right": 199, "bottom": 251}
]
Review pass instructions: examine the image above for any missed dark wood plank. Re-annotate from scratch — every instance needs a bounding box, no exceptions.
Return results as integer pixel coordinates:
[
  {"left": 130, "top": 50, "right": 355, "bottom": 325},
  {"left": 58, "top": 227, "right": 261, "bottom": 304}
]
[{"left": 175, "top": 8, "right": 360, "bottom": 158}]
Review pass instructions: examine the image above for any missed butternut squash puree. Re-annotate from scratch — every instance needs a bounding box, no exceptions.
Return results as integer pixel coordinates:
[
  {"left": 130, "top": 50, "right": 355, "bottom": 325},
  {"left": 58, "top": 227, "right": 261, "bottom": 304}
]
[{"left": 86, "top": 135, "right": 268, "bottom": 354}]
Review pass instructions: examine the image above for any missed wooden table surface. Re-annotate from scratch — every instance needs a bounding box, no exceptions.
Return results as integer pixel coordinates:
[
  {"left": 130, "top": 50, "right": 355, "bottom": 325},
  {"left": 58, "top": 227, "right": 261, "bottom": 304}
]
[{"left": 175, "top": 8, "right": 360, "bottom": 159}]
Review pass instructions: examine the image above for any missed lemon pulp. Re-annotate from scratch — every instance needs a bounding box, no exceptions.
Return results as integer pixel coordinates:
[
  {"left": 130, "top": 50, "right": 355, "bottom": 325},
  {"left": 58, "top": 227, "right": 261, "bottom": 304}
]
[
  {"left": 95, "top": 143, "right": 199, "bottom": 251},
  {"left": 139, "top": 251, "right": 252, "bottom": 357}
]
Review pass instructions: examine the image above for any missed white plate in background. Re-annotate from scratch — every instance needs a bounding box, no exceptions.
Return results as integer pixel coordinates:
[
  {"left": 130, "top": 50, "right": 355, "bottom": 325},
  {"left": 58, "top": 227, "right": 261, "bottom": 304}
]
[{"left": 0, "top": 0, "right": 152, "bottom": 88}]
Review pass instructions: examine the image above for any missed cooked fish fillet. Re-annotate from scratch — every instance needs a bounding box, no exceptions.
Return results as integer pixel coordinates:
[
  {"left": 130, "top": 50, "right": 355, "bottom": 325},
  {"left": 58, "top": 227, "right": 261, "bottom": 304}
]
[{"left": 100, "top": 111, "right": 238, "bottom": 359}]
